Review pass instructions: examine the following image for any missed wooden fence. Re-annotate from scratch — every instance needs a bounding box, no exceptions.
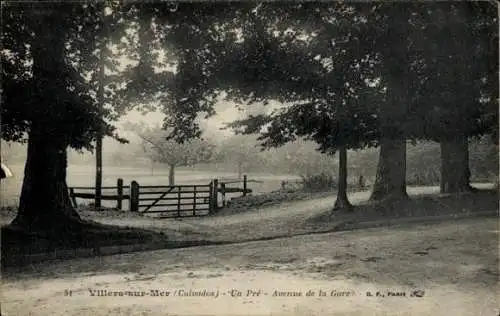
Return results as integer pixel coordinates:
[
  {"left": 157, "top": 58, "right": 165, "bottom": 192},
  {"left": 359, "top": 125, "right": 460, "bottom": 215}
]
[
  {"left": 69, "top": 178, "right": 129, "bottom": 210},
  {"left": 68, "top": 175, "right": 257, "bottom": 218},
  {"left": 217, "top": 175, "right": 261, "bottom": 207},
  {"left": 133, "top": 182, "right": 213, "bottom": 218}
]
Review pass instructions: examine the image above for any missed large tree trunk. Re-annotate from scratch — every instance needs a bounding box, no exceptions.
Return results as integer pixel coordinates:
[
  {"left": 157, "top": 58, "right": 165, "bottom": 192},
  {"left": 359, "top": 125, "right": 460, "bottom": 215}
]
[
  {"left": 12, "top": 124, "right": 81, "bottom": 231},
  {"left": 11, "top": 9, "right": 81, "bottom": 232},
  {"left": 440, "top": 135, "right": 472, "bottom": 193},
  {"left": 168, "top": 164, "right": 175, "bottom": 186},
  {"left": 370, "top": 137, "right": 409, "bottom": 202},
  {"left": 333, "top": 146, "right": 353, "bottom": 211},
  {"left": 370, "top": 7, "right": 413, "bottom": 204}
]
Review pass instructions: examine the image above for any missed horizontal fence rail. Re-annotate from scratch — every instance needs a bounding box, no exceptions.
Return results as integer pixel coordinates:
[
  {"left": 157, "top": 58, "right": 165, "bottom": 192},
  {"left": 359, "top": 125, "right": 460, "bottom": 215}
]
[
  {"left": 134, "top": 183, "right": 214, "bottom": 217},
  {"left": 71, "top": 193, "right": 130, "bottom": 199},
  {"left": 70, "top": 186, "right": 131, "bottom": 190},
  {"left": 138, "top": 196, "right": 210, "bottom": 201},
  {"left": 140, "top": 184, "right": 208, "bottom": 188},
  {"left": 68, "top": 178, "right": 128, "bottom": 210},
  {"left": 68, "top": 174, "right": 256, "bottom": 218},
  {"left": 217, "top": 175, "right": 256, "bottom": 207}
]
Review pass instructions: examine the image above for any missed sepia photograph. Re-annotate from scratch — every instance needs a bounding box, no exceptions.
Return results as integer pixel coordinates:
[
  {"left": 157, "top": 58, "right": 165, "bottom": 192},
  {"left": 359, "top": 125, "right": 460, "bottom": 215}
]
[{"left": 0, "top": 1, "right": 498, "bottom": 315}]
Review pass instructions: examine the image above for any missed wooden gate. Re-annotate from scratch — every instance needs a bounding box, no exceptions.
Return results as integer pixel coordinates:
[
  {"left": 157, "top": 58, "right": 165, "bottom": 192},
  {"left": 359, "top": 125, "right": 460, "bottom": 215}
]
[{"left": 135, "top": 183, "right": 213, "bottom": 218}]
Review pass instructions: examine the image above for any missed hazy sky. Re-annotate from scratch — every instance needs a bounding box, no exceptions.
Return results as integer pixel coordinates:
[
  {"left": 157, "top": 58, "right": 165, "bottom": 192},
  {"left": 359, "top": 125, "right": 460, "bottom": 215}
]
[
  {"left": 115, "top": 97, "right": 282, "bottom": 147},
  {"left": 1, "top": 96, "right": 281, "bottom": 158}
]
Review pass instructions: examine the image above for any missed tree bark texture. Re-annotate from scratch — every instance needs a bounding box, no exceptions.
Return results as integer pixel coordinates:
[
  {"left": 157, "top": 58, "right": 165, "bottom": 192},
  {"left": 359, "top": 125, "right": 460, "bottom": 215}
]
[
  {"left": 440, "top": 135, "right": 472, "bottom": 193},
  {"left": 12, "top": 124, "right": 81, "bottom": 230},
  {"left": 333, "top": 145, "right": 353, "bottom": 211},
  {"left": 370, "top": 137, "right": 409, "bottom": 202}
]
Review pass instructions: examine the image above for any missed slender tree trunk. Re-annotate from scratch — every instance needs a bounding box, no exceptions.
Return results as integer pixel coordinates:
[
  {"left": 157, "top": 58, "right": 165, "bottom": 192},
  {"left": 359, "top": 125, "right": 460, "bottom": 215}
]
[
  {"left": 440, "top": 135, "right": 472, "bottom": 193},
  {"left": 94, "top": 40, "right": 105, "bottom": 210},
  {"left": 370, "top": 137, "right": 409, "bottom": 202},
  {"left": 12, "top": 124, "right": 81, "bottom": 230},
  {"left": 496, "top": 143, "right": 500, "bottom": 191},
  {"left": 168, "top": 164, "right": 175, "bottom": 186},
  {"left": 95, "top": 134, "right": 103, "bottom": 210},
  {"left": 333, "top": 145, "right": 353, "bottom": 211}
]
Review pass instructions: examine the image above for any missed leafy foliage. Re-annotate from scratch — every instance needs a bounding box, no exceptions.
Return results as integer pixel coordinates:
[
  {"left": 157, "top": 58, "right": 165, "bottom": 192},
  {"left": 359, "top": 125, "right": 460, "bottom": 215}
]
[
  {"left": 123, "top": 122, "right": 214, "bottom": 167},
  {"left": 129, "top": 2, "right": 498, "bottom": 152},
  {"left": 403, "top": 3, "right": 499, "bottom": 141},
  {"left": 1, "top": 2, "right": 139, "bottom": 149}
]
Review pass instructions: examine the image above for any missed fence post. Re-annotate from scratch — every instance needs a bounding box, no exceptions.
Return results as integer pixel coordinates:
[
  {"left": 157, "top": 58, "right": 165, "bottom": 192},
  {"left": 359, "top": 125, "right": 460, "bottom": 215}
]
[
  {"left": 193, "top": 185, "right": 197, "bottom": 216},
  {"left": 221, "top": 183, "right": 226, "bottom": 207},
  {"left": 69, "top": 188, "right": 78, "bottom": 208},
  {"left": 212, "top": 179, "right": 219, "bottom": 213},
  {"left": 208, "top": 181, "right": 213, "bottom": 214},
  {"left": 116, "top": 178, "right": 123, "bottom": 210},
  {"left": 177, "top": 186, "right": 181, "bottom": 217},
  {"left": 130, "top": 180, "right": 139, "bottom": 212},
  {"left": 243, "top": 175, "right": 248, "bottom": 197}
]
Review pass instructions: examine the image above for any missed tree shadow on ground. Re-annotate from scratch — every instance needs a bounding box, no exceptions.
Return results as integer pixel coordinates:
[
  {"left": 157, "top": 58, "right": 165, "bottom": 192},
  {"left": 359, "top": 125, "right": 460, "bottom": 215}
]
[
  {"left": 306, "top": 189, "right": 498, "bottom": 229},
  {"left": 0, "top": 219, "right": 229, "bottom": 272}
]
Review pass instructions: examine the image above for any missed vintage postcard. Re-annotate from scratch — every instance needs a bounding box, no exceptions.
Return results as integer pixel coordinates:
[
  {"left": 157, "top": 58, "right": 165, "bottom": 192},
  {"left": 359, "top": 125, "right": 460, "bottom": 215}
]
[{"left": 1, "top": 1, "right": 498, "bottom": 315}]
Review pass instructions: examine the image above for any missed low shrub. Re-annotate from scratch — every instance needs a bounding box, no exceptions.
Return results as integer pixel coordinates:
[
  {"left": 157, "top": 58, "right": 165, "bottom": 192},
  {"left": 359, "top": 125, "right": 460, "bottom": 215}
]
[
  {"left": 300, "top": 173, "right": 336, "bottom": 192},
  {"left": 406, "top": 169, "right": 441, "bottom": 186}
]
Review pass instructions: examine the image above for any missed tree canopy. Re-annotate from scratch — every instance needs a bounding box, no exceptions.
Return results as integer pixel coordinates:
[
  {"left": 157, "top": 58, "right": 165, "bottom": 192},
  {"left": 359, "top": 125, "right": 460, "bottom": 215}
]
[{"left": 125, "top": 2, "right": 497, "bottom": 148}]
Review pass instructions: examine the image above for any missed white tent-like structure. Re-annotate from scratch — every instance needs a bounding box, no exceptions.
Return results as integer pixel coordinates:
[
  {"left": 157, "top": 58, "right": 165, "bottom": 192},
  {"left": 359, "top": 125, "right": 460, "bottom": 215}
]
[{"left": 1, "top": 163, "right": 13, "bottom": 179}]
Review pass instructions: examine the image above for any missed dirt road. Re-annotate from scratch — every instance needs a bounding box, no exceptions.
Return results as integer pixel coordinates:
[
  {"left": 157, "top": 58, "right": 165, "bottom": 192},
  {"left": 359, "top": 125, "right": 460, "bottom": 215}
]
[{"left": 2, "top": 217, "right": 498, "bottom": 316}]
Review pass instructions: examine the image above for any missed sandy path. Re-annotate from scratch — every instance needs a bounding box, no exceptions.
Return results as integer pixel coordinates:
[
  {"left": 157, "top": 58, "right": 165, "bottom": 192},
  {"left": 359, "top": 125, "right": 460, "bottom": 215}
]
[
  {"left": 183, "top": 183, "right": 494, "bottom": 226},
  {"left": 2, "top": 217, "right": 498, "bottom": 316}
]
